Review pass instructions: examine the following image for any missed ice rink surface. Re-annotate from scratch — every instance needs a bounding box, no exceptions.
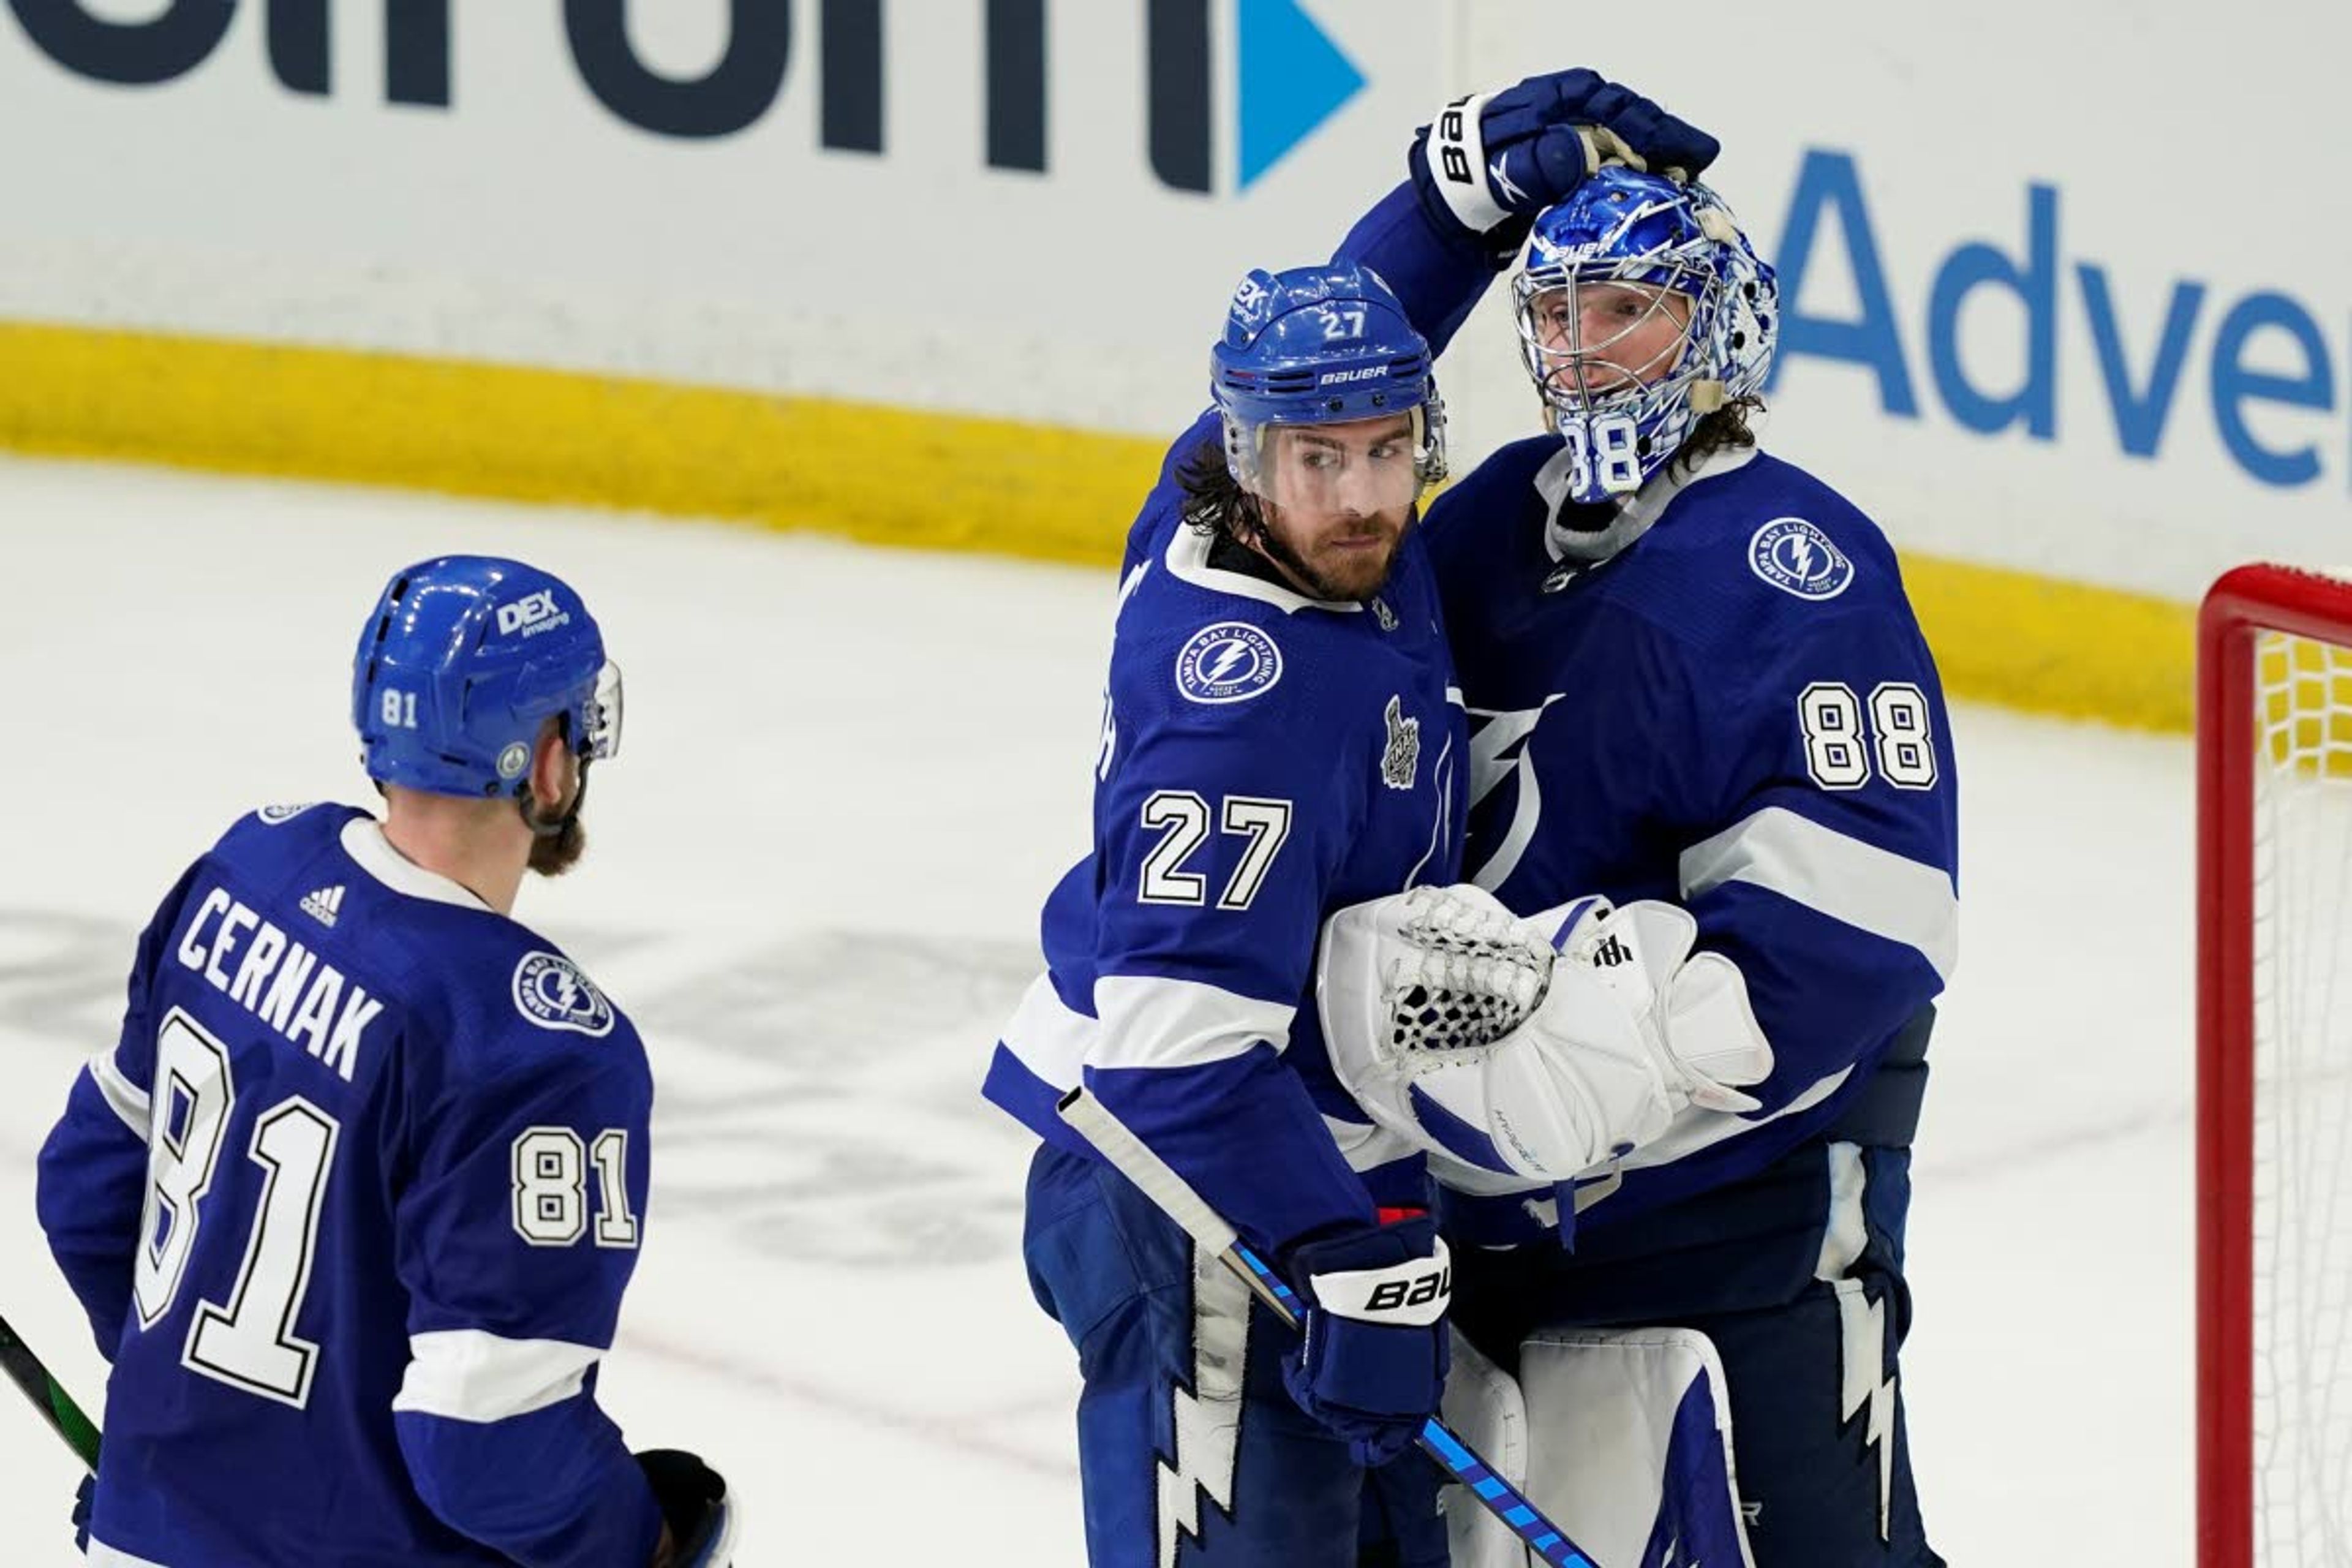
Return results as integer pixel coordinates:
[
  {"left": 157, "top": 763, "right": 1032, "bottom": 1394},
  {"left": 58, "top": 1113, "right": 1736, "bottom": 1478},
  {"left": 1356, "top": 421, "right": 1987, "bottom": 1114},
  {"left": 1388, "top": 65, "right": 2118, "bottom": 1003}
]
[{"left": 0, "top": 454, "right": 2195, "bottom": 1563}]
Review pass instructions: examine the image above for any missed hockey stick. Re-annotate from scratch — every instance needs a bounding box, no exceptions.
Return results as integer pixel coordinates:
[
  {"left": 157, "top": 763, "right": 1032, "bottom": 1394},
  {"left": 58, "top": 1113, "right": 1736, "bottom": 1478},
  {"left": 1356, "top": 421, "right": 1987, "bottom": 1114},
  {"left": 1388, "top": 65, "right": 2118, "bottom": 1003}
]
[
  {"left": 0, "top": 1311, "right": 100, "bottom": 1472},
  {"left": 1057, "top": 1087, "right": 1602, "bottom": 1568}
]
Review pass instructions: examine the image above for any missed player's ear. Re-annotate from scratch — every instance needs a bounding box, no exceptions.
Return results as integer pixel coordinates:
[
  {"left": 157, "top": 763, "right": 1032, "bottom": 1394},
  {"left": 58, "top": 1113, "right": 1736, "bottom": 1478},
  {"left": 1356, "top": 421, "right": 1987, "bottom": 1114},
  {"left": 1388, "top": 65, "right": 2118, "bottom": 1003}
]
[{"left": 528, "top": 717, "right": 573, "bottom": 808}]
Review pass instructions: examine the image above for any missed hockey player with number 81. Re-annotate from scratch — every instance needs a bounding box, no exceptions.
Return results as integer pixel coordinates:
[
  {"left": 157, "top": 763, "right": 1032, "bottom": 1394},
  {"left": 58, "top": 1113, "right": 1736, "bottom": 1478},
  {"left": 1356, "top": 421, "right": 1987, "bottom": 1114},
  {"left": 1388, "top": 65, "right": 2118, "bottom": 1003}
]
[{"left": 35, "top": 557, "right": 735, "bottom": 1567}]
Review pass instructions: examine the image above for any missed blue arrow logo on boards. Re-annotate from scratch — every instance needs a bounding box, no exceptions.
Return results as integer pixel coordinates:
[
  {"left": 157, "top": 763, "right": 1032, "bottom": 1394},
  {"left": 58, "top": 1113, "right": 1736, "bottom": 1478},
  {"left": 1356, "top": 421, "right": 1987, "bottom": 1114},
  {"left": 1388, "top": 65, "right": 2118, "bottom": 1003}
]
[{"left": 1236, "top": 0, "right": 1365, "bottom": 190}]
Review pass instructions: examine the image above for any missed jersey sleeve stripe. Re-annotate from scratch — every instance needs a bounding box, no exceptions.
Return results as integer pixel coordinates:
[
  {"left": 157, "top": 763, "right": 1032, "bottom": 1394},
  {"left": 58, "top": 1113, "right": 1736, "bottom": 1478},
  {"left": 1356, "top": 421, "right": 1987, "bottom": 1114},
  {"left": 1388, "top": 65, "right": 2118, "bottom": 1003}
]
[
  {"left": 85, "top": 1540, "right": 170, "bottom": 1568},
  {"left": 1320, "top": 1112, "right": 1425, "bottom": 1174},
  {"left": 391, "top": 1330, "right": 603, "bottom": 1424},
  {"left": 1090, "top": 974, "right": 1295, "bottom": 1070},
  {"left": 1677, "top": 807, "right": 1959, "bottom": 982},
  {"left": 997, "top": 971, "right": 1096, "bottom": 1091},
  {"left": 89, "top": 1050, "right": 149, "bottom": 1135},
  {"left": 1618, "top": 1063, "right": 1856, "bottom": 1174}
]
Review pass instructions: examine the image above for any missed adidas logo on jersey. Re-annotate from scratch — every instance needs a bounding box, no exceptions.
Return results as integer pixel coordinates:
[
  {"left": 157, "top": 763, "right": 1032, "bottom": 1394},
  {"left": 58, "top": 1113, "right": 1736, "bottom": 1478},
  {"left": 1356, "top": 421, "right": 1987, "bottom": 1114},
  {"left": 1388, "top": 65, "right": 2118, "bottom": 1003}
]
[{"left": 300, "top": 885, "right": 345, "bottom": 928}]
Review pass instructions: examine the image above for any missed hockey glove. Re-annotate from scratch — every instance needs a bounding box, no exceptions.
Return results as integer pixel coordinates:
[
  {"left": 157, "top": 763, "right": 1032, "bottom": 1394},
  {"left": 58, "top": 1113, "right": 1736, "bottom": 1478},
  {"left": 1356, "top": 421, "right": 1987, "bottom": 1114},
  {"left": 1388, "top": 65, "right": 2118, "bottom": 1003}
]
[
  {"left": 1279, "top": 1215, "right": 1452, "bottom": 1468},
  {"left": 1317, "top": 885, "right": 1774, "bottom": 1185},
  {"left": 639, "top": 1450, "right": 737, "bottom": 1568},
  {"left": 1411, "top": 69, "right": 1721, "bottom": 255},
  {"left": 71, "top": 1473, "right": 91, "bottom": 1554}
]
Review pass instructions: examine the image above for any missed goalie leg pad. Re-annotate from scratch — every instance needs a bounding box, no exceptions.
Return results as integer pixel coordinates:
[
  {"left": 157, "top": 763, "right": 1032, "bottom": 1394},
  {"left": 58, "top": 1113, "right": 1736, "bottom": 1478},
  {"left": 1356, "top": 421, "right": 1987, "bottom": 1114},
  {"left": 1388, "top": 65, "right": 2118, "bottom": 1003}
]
[{"left": 1447, "top": 1327, "right": 1756, "bottom": 1568}]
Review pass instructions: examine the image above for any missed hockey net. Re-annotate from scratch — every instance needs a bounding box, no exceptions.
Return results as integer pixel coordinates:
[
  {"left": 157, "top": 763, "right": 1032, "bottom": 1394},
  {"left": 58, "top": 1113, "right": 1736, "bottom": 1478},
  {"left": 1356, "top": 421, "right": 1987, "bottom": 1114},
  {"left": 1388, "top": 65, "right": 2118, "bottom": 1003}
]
[{"left": 2199, "top": 563, "right": 2352, "bottom": 1567}]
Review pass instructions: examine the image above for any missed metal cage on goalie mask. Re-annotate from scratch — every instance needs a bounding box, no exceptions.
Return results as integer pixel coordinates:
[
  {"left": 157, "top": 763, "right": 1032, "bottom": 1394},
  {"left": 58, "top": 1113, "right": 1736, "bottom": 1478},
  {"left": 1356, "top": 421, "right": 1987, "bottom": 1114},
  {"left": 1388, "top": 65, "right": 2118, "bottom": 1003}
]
[
  {"left": 1210, "top": 263, "right": 1449, "bottom": 502},
  {"left": 1512, "top": 168, "right": 1779, "bottom": 504},
  {"left": 351, "top": 556, "right": 623, "bottom": 800}
]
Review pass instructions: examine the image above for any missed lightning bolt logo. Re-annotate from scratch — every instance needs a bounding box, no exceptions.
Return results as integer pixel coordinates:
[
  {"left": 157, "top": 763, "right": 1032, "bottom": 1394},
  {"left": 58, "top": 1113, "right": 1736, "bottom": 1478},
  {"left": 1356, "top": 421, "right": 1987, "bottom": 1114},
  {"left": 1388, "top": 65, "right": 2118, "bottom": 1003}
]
[
  {"left": 1748, "top": 518, "right": 1853, "bottom": 601},
  {"left": 1463, "top": 698, "right": 1563, "bottom": 891},
  {"left": 1832, "top": 1280, "right": 1898, "bottom": 1542},
  {"left": 1174, "top": 622, "right": 1283, "bottom": 706},
  {"left": 1156, "top": 1246, "right": 1251, "bottom": 1566},
  {"left": 1783, "top": 533, "right": 1815, "bottom": 581}
]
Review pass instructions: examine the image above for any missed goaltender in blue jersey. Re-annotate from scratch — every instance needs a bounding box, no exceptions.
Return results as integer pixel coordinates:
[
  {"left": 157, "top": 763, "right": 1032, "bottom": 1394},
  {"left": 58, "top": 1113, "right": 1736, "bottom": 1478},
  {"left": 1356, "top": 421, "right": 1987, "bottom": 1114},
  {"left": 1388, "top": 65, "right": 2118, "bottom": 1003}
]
[
  {"left": 982, "top": 70, "right": 1727, "bottom": 1568},
  {"left": 37, "top": 559, "right": 733, "bottom": 1567},
  {"left": 1314, "top": 161, "right": 1957, "bottom": 1567}
]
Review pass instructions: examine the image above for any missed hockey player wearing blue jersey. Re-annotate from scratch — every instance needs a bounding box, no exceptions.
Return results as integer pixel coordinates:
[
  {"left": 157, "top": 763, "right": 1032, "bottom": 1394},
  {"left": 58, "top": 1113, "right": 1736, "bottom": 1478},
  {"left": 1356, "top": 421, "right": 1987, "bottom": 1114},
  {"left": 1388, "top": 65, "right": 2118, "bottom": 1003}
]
[
  {"left": 981, "top": 71, "right": 1724, "bottom": 1568},
  {"left": 1317, "top": 166, "right": 1956, "bottom": 1566},
  {"left": 36, "top": 557, "right": 734, "bottom": 1567}
]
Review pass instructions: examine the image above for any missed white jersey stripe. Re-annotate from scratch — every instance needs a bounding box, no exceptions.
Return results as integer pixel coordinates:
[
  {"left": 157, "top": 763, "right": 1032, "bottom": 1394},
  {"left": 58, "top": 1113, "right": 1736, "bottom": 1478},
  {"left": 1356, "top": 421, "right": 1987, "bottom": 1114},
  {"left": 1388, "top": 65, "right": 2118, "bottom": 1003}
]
[
  {"left": 1321, "top": 1113, "right": 1424, "bottom": 1175},
  {"left": 1678, "top": 806, "right": 1959, "bottom": 983},
  {"left": 91, "top": 1049, "right": 150, "bottom": 1136},
  {"left": 86, "top": 1540, "right": 171, "bottom": 1568},
  {"left": 997, "top": 971, "right": 1097, "bottom": 1091},
  {"left": 391, "top": 1329, "right": 602, "bottom": 1424},
  {"left": 1091, "top": 974, "right": 1294, "bottom": 1072}
]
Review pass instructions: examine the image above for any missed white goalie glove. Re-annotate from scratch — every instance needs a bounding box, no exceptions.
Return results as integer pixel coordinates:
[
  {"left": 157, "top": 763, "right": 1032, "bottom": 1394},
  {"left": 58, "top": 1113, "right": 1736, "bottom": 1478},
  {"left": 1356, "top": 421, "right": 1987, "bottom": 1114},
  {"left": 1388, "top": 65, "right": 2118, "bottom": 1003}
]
[{"left": 1316, "top": 886, "right": 1775, "bottom": 1185}]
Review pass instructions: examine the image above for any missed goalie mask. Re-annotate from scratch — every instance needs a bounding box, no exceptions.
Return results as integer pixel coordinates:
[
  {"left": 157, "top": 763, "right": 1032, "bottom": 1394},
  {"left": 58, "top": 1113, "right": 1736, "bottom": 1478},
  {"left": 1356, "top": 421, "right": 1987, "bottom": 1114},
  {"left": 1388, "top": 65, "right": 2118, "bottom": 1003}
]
[
  {"left": 1211, "top": 262, "right": 1448, "bottom": 519},
  {"left": 1512, "top": 167, "right": 1777, "bottom": 505}
]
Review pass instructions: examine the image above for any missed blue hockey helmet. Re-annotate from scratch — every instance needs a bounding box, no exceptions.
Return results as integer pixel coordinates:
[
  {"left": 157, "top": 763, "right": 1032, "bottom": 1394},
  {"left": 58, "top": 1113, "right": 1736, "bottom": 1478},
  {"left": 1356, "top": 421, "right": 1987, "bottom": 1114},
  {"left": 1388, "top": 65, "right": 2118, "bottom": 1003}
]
[
  {"left": 1210, "top": 262, "right": 1447, "bottom": 505},
  {"left": 1511, "top": 167, "right": 1777, "bottom": 503},
  {"left": 351, "top": 556, "right": 622, "bottom": 799}
]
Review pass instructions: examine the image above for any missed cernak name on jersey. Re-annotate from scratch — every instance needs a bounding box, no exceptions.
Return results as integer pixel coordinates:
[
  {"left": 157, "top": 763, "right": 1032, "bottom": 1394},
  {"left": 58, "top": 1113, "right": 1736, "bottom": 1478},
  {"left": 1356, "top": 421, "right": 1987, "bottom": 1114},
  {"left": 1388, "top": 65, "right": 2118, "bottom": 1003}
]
[{"left": 173, "top": 886, "right": 385, "bottom": 1082}]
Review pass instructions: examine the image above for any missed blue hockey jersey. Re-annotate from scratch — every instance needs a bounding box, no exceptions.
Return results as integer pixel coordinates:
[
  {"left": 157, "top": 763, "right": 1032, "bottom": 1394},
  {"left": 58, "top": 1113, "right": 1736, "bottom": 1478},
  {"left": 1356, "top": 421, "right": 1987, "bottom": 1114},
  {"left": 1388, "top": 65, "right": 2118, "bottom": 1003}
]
[
  {"left": 1422, "top": 439, "right": 1959, "bottom": 1250},
  {"left": 982, "top": 409, "right": 1468, "bottom": 1258},
  {"left": 37, "top": 802, "right": 664, "bottom": 1567},
  {"left": 982, "top": 179, "right": 1504, "bottom": 1259}
]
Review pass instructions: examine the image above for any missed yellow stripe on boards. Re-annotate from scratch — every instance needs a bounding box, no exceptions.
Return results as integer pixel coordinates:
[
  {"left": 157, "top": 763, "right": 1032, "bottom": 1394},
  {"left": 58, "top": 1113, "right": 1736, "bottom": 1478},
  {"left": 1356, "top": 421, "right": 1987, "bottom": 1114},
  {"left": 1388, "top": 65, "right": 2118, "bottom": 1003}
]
[
  {"left": 0, "top": 320, "right": 1166, "bottom": 566},
  {"left": 0, "top": 318, "right": 2198, "bottom": 733},
  {"left": 1901, "top": 554, "right": 2194, "bottom": 733}
]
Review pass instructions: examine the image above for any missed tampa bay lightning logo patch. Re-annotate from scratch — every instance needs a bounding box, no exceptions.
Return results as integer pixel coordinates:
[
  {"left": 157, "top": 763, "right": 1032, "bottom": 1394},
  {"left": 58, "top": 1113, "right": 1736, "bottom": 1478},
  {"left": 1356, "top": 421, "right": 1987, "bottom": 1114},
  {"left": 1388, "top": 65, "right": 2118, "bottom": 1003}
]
[
  {"left": 512, "top": 952, "right": 616, "bottom": 1038},
  {"left": 1174, "top": 622, "right": 1283, "bottom": 705},
  {"left": 1749, "top": 518, "right": 1854, "bottom": 601}
]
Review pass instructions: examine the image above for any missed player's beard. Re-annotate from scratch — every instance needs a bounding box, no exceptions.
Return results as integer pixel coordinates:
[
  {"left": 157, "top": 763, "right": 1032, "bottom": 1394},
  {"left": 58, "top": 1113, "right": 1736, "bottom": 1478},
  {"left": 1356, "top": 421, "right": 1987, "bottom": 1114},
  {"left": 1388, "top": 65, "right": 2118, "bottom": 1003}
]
[
  {"left": 522, "top": 767, "right": 589, "bottom": 878},
  {"left": 527, "top": 812, "right": 586, "bottom": 877},
  {"left": 1253, "top": 503, "right": 1413, "bottom": 602}
]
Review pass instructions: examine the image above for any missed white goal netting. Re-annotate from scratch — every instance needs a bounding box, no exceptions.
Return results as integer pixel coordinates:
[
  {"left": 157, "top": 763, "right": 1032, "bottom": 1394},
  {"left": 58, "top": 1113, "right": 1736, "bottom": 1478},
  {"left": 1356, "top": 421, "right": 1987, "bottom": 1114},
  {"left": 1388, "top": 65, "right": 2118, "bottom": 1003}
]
[{"left": 2247, "top": 628, "right": 2352, "bottom": 1565}]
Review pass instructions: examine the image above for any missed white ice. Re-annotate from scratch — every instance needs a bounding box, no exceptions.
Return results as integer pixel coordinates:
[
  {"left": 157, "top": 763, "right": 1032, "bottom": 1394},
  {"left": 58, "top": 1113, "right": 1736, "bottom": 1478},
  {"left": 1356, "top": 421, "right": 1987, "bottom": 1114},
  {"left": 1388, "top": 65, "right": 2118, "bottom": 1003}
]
[{"left": 0, "top": 454, "right": 2195, "bottom": 1564}]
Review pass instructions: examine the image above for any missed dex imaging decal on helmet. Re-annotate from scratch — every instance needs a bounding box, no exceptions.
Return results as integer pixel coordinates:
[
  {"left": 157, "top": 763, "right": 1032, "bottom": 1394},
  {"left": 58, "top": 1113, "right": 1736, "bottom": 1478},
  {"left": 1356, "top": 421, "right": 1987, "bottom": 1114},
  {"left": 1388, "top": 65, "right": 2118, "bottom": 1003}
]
[
  {"left": 511, "top": 952, "right": 616, "bottom": 1038},
  {"left": 1749, "top": 518, "right": 1854, "bottom": 601},
  {"left": 1175, "top": 622, "right": 1283, "bottom": 704},
  {"left": 496, "top": 590, "right": 571, "bottom": 638}
]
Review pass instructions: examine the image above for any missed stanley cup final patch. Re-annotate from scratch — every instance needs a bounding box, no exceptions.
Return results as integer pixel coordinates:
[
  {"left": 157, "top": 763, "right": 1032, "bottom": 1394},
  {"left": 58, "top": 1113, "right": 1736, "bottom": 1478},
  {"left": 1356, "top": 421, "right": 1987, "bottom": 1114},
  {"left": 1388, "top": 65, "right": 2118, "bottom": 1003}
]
[
  {"left": 1381, "top": 695, "right": 1420, "bottom": 790},
  {"left": 1174, "top": 622, "right": 1283, "bottom": 704},
  {"left": 1749, "top": 517, "right": 1855, "bottom": 601}
]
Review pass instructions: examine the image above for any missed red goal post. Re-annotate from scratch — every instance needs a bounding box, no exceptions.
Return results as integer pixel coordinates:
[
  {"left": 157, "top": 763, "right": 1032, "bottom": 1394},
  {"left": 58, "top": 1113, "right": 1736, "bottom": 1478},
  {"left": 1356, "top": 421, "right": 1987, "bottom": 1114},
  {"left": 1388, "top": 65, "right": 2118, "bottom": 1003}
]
[{"left": 2197, "top": 562, "right": 2352, "bottom": 1568}]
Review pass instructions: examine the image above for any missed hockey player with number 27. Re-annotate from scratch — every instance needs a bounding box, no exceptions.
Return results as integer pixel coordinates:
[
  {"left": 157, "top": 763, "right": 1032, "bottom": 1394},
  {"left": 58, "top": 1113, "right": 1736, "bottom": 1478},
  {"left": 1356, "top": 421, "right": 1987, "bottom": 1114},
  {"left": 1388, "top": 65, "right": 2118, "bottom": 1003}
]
[
  {"left": 981, "top": 69, "right": 1721, "bottom": 1568},
  {"left": 1315, "top": 96, "right": 1958, "bottom": 1568},
  {"left": 36, "top": 557, "right": 735, "bottom": 1567}
]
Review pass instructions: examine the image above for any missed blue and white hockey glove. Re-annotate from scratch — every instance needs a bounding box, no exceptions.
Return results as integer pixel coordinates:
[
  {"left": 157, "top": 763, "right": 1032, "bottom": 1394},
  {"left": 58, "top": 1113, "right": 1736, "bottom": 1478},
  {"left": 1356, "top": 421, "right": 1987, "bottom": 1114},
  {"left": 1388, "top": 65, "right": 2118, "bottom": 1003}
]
[
  {"left": 70, "top": 1473, "right": 92, "bottom": 1555},
  {"left": 1411, "top": 69, "right": 1720, "bottom": 254},
  {"left": 639, "top": 1450, "right": 737, "bottom": 1568},
  {"left": 1280, "top": 1214, "right": 1452, "bottom": 1468},
  {"left": 1316, "top": 886, "right": 1775, "bottom": 1186}
]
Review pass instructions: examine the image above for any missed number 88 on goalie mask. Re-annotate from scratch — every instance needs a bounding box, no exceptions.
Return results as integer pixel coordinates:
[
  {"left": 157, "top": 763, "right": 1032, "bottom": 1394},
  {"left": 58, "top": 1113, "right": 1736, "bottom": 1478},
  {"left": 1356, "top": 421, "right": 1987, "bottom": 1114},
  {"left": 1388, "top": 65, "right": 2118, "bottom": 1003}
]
[
  {"left": 1512, "top": 167, "right": 1778, "bottom": 505},
  {"left": 1212, "top": 264, "right": 1447, "bottom": 598}
]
